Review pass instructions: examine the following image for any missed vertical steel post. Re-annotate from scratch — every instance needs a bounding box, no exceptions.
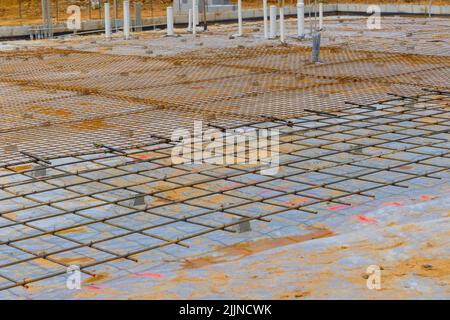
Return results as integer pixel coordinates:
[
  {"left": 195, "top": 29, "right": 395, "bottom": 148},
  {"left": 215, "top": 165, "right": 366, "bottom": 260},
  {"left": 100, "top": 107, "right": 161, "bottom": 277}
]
[
  {"left": 269, "top": 5, "right": 276, "bottom": 39},
  {"left": 193, "top": 0, "right": 197, "bottom": 35},
  {"left": 297, "top": 0, "right": 304, "bottom": 38},
  {"left": 319, "top": 2, "right": 323, "bottom": 30},
  {"left": 237, "top": 0, "right": 243, "bottom": 36},
  {"left": 167, "top": 6, "right": 174, "bottom": 36},
  {"left": 114, "top": 0, "right": 118, "bottom": 31},
  {"left": 123, "top": 0, "right": 130, "bottom": 39},
  {"left": 263, "top": 0, "right": 268, "bottom": 39},
  {"left": 105, "top": 2, "right": 111, "bottom": 38},
  {"left": 279, "top": 3, "right": 285, "bottom": 43},
  {"left": 308, "top": 0, "right": 313, "bottom": 35},
  {"left": 188, "top": 8, "right": 192, "bottom": 31}
]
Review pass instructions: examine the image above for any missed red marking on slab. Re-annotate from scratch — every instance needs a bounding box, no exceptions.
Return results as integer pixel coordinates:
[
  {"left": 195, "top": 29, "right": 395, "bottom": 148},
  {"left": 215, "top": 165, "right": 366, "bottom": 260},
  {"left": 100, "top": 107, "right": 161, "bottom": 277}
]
[
  {"left": 419, "top": 195, "right": 435, "bottom": 201},
  {"left": 132, "top": 155, "right": 152, "bottom": 160},
  {"left": 328, "top": 204, "right": 349, "bottom": 211},
  {"left": 385, "top": 201, "right": 404, "bottom": 207},
  {"left": 355, "top": 215, "right": 377, "bottom": 223},
  {"left": 85, "top": 285, "right": 103, "bottom": 290},
  {"left": 130, "top": 272, "right": 162, "bottom": 279}
]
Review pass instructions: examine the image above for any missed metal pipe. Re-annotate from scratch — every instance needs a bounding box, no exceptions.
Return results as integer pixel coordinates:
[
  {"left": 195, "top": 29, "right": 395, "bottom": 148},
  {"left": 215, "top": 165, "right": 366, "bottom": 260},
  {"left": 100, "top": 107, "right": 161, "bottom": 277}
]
[
  {"left": 319, "top": 2, "right": 323, "bottom": 30},
  {"left": 188, "top": 8, "right": 192, "bottom": 31},
  {"left": 123, "top": 0, "right": 130, "bottom": 39},
  {"left": 263, "top": 0, "right": 268, "bottom": 39},
  {"left": 297, "top": 0, "right": 304, "bottom": 38},
  {"left": 167, "top": 6, "right": 174, "bottom": 36},
  {"left": 238, "top": 0, "right": 243, "bottom": 36},
  {"left": 314, "top": 0, "right": 317, "bottom": 31},
  {"left": 308, "top": 0, "right": 312, "bottom": 35},
  {"left": 193, "top": 0, "right": 197, "bottom": 35},
  {"left": 104, "top": 2, "right": 111, "bottom": 38},
  {"left": 279, "top": 6, "right": 285, "bottom": 43},
  {"left": 195, "top": 1, "right": 199, "bottom": 26},
  {"left": 269, "top": 5, "right": 276, "bottom": 39},
  {"left": 113, "top": 0, "right": 118, "bottom": 32}
]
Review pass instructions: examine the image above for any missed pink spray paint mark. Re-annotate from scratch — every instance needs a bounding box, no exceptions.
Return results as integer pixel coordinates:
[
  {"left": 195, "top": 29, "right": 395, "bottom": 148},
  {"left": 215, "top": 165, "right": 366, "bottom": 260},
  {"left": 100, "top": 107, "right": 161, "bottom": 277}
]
[
  {"left": 133, "top": 155, "right": 152, "bottom": 160},
  {"left": 385, "top": 201, "right": 404, "bottom": 207},
  {"left": 85, "top": 285, "right": 103, "bottom": 290},
  {"left": 355, "top": 215, "right": 377, "bottom": 223},
  {"left": 328, "top": 204, "right": 349, "bottom": 211},
  {"left": 419, "top": 195, "right": 435, "bottom": 201},
  {"left": 130, "top": 272, "right": 162, "bottom": 279}
]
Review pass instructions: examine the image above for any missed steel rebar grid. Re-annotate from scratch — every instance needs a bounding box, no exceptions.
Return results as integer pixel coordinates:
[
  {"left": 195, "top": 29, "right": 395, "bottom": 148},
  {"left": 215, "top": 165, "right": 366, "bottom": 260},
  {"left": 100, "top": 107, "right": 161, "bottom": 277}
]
[{"left": 0, "top": 93, "right": 448, "bottom": 291}]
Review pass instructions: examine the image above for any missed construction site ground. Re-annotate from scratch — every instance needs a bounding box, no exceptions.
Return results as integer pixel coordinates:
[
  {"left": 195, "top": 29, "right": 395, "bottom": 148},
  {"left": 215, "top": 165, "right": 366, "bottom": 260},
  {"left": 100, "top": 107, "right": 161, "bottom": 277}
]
[{"left": 0, "top": 15, "right": 449, "bottom": 299}]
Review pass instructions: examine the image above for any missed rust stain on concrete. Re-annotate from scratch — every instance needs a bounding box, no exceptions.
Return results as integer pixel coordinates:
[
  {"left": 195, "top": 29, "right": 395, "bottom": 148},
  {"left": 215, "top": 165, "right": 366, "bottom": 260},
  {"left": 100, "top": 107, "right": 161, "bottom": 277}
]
[
  {"left": 181, "top": 228, "right": 334, "bottom": 269},
  {"left": 70, "top": 118, "right": 115, "bottom": 130},
  {"left": 83, "top": 272, "right": 111, "bottom": 285}
]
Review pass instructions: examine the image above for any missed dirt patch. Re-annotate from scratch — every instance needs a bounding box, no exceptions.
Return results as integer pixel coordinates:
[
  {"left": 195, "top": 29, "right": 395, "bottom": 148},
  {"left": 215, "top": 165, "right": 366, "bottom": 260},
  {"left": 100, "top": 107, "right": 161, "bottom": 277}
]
[
  {"left": 27, "top": 105, "right": 73, "bottom": 118},
  {"left": 83, "top": 271, "right": 111, "bottom": 285},
  {"left": 181, "top": 228, "right": 334, "bottom": 269},
  {"left": 9, "top": 164, "right": 33, "bottom": 172},
  {"left": 70, "top": 118, "right": 115, "bottom": 130},
  {"left": 56, "top": 226, "right": 88, "bottom": 234},
  {"left": 52, "top": 255, "right": 96, "bottom": 265},
  {"left": 382, "top": 255, "right": 450, "bottom": 287}
]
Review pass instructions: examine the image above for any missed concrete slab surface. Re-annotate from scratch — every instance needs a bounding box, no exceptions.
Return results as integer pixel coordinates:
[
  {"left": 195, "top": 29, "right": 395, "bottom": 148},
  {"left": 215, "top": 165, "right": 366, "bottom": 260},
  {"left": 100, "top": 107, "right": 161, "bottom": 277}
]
[{"left": 0, "top": 13, "right": 448, "bottom": 299}]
